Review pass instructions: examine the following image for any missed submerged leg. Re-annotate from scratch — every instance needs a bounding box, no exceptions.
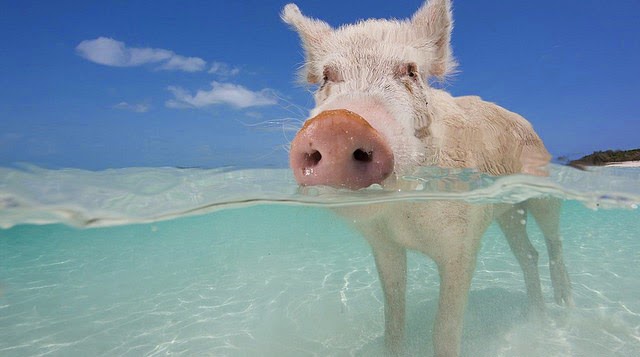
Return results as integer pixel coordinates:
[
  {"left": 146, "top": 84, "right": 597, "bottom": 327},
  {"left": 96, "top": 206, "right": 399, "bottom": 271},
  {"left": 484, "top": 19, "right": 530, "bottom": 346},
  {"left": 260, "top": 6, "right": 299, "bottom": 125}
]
[
  {"left": 497, "top": 204, "right": 545, "bottom": 315},
  {"left": 365, "top": 224, "right": 407, "bottom": 355},
  {"left": 433, "top": 248, "right": 478, "bottom": 357},
  {"left": 528, "top": 197, "right": 574, "bottom": 307}
]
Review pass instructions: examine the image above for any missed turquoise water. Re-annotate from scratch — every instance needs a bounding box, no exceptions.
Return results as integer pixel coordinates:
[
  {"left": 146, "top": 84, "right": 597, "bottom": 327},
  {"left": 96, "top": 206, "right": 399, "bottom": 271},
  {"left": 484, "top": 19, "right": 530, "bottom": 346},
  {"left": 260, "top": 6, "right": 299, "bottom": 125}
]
[{"left": 1, "top": 165, "right": 639, "bottom": 356}]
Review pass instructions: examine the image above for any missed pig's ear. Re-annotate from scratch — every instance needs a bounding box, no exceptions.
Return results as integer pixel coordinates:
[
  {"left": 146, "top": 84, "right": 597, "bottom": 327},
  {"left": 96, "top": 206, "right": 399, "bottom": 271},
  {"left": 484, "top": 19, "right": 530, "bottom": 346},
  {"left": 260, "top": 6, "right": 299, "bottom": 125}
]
[
  {"left": 281, "top": 4, "right": 332, "bottom": 84},
  {"left": 411, "top": 0, "right": 457, "bottom": 78}
]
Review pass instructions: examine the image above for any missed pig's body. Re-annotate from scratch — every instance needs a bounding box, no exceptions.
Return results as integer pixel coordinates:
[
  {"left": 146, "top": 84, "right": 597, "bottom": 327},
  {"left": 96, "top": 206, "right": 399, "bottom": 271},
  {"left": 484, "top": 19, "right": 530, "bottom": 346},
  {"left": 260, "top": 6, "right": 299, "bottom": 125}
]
[
  {"left": 282, "top": 1, "right": 572, "bottom": 356},
  {"left": 425, "top": 90, "right": 550, "bottom": 176},
  {"left": 332, "top": 88, "right": 570, "bottom": 355}
]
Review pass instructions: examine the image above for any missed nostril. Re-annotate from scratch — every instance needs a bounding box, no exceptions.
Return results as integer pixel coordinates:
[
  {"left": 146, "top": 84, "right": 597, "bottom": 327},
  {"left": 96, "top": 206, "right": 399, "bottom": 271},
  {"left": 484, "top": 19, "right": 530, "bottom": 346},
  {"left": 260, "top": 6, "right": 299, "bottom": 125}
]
[
  {"left": 303, "top": 150, "right": 322, "bottom": 166},
  {"left": 353, "top": 148, "right": 373, "bottom": 163}
]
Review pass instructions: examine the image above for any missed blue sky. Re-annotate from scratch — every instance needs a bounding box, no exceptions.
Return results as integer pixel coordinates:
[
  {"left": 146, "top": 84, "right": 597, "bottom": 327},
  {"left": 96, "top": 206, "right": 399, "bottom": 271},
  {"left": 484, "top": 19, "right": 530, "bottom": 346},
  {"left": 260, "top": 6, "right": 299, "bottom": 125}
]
[{"left": 1, "top": 0, "right": 638, "bottom": 170}]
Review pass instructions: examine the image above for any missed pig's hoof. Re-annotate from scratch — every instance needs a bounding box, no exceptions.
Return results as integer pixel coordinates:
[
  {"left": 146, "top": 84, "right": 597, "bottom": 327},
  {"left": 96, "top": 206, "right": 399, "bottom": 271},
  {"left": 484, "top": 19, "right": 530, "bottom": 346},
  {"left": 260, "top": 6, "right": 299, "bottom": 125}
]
[
  {"left": 551, "top": 265, "right": 574, "bottom": 307},
  {"left": 384, "top": 333, "right": 405, "bottom": 356},
  {"left": 527, "top": 299, "right": 547, "bottom": 322}
]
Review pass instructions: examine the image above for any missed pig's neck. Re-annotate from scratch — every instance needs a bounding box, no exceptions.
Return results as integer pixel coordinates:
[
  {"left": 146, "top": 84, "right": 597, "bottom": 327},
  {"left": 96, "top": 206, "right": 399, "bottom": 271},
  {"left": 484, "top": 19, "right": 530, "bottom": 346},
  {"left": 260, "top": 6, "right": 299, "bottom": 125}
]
[{"left": 421, "top": 87, "right": 481, "bottom": 170}]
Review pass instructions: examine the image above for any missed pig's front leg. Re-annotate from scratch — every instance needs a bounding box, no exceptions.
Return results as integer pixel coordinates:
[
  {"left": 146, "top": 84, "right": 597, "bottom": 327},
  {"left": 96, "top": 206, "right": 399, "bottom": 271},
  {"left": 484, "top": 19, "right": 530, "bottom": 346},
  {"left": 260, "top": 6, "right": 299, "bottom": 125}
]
[
  {"left": 432, "top": 247, "right": 478, "bottom": 357},
  {"left": 364, "top": 224, "right": 407, "bottom": 355}
]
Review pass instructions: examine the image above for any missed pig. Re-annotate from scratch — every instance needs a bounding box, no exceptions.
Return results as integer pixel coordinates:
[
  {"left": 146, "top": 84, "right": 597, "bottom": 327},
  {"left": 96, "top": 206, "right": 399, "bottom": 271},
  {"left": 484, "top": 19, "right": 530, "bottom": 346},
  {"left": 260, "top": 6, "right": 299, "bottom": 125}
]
[{"left": 282, "top": 0, "right": 572, "bottom": 356}]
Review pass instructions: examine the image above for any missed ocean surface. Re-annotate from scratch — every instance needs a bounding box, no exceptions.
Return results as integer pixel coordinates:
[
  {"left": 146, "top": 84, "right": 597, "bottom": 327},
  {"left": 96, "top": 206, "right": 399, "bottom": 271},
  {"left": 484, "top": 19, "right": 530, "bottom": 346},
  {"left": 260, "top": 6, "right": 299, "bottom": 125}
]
[{"left": 1, "top": 164, "right": 639, "bottom": 356}]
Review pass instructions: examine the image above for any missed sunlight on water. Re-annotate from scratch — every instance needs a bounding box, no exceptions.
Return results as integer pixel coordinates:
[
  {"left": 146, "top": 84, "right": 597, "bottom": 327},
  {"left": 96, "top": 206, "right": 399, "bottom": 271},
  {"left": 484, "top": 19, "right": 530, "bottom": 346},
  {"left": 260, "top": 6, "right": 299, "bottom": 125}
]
[{"left": 1, "top": 165, "right": 639, "bottom": 356}]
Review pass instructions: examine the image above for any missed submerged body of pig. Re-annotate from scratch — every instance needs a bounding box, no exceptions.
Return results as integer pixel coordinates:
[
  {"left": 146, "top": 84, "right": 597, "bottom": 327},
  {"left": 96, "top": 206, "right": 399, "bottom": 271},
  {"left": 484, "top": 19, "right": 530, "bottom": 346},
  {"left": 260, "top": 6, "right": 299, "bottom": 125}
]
[{"left": 283, "top": 1, "right": 572, "bottom": 356}]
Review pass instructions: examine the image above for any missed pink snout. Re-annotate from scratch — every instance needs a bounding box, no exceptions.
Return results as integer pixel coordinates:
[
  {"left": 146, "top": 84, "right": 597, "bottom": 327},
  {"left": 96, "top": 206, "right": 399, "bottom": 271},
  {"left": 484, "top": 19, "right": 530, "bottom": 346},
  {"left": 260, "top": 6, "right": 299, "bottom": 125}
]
[{"left": 289, "top": 109, "right": 395, "bottom": 189}]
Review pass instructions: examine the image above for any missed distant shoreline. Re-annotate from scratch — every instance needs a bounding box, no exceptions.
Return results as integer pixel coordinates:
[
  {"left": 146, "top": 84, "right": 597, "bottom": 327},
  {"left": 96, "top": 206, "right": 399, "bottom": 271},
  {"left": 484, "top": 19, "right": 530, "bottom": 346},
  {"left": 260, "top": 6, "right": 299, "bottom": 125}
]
[
  {"left": 604, "top": 160, "right": 640, "bottom": 168},
  {"left": 568, "top": 148, "right": 640, "bottom": 168}
]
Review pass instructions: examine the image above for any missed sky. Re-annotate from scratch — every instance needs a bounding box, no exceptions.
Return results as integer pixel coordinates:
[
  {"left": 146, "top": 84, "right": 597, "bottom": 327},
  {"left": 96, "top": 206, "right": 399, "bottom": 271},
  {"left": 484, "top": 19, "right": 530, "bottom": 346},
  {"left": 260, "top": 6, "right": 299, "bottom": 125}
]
[{"left": 1, "top": 0, "right": 639, "bottom": 170}]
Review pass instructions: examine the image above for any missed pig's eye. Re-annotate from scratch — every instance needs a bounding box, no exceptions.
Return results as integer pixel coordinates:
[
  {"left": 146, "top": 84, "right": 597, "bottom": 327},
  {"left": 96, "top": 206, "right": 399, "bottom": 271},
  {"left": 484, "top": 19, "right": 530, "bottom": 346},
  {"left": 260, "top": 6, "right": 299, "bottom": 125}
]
[
  {"left": 322, "top": 66, "right": 341, "bottom": 84},
  {"left": 406, "top": 63, "right": 418, "bottom": 79},
  {"left": 395, "top": 62, "right": 420, "bottom": 81}
]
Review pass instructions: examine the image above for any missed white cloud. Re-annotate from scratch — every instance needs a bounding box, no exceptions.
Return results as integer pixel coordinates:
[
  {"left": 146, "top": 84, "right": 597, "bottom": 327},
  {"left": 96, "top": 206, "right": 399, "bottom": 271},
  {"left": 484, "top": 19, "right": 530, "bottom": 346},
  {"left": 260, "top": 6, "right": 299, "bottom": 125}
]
[
  {"left": 158, "top": 55, "right": 206, "bottom": 72},
  {"left": 76, "top": 37, "right": 206, "bottom": 72},
  {"left": 113, "top": 101, "right": 150, "bottom": 113},
  {"left": 166, "top": 81, "right": 277, "bottom": 109},
  {"left": 208, "top": 61, "right": 241, "bottom": 76}
]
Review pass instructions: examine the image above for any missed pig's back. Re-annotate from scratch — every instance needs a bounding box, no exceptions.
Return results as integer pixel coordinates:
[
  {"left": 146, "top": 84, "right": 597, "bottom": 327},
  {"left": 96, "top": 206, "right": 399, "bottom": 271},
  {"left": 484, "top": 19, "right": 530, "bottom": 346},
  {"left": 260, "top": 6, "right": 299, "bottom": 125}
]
[{"left": 428, "top": 91, "right": 551, "bottom": 176}]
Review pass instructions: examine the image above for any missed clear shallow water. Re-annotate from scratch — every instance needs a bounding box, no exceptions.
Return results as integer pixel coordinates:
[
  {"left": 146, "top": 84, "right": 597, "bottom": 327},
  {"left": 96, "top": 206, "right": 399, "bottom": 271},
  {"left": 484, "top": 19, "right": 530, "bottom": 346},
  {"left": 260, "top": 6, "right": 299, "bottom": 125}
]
[{"left": 0, "top": 165, "right": 639, "bottom": 356}]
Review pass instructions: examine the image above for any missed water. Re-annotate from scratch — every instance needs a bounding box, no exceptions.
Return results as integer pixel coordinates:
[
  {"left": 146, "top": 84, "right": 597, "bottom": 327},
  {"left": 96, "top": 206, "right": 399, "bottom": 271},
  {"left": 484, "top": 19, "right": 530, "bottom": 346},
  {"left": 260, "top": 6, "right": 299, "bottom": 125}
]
[{"left": 1, "top": 165, "right": 639, "bottom": 356}]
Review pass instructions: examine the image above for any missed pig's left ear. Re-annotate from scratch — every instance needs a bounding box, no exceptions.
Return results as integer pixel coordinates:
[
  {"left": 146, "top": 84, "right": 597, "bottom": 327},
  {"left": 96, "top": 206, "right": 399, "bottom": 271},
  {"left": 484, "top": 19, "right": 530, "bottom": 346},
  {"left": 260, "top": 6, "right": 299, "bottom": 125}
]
[
  {"left": 411, "top": 0, "right": 457, "bottom": 78},
  {"left": 281, "top": 4, "right": 333, "bottom": 84}
]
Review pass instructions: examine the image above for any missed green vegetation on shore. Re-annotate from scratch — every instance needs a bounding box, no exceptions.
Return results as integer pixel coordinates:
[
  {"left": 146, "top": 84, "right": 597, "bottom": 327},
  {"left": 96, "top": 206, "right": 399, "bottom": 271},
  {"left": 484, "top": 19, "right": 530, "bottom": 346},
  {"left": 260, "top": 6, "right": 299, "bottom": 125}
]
[{"left": 569, "top": 148, "right": 640, "bottom": 166}]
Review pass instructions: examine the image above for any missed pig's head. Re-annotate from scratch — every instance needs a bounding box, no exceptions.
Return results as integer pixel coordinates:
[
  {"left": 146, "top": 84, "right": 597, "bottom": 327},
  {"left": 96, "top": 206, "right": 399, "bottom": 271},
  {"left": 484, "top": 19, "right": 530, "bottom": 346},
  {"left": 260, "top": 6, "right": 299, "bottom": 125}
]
[{"left": 283, "top": 0, "right": 456, "bottom": 189}]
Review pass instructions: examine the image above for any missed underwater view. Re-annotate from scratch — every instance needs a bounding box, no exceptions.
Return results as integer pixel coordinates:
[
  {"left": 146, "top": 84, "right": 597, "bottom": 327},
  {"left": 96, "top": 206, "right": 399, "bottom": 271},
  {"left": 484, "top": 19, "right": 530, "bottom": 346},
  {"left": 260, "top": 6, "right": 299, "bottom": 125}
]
[{"left": 1, "top": 165, "right": 639, "bottom": 356}]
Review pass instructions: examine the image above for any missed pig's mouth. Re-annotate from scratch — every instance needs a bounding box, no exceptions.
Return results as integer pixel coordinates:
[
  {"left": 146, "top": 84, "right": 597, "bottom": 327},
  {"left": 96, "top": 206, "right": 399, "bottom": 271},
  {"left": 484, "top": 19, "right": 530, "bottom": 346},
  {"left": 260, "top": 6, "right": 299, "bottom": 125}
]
[{"left": 289, "top": 109, "right": 395, "bottom": 190}]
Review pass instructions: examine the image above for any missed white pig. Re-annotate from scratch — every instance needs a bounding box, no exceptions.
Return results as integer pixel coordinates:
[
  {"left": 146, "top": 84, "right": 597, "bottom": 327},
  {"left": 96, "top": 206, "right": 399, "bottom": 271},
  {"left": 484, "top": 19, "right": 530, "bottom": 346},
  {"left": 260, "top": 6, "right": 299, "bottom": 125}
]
[{"left": 283, "top": 1, "right": 572, "bottom": 355}]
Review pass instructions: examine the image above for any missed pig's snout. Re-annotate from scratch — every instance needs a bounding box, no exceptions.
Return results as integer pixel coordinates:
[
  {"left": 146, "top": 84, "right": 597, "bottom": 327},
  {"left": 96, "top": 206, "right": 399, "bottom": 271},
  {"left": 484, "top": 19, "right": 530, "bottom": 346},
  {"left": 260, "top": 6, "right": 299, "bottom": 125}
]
[{"left": 289, "top": 109, "right": 394, "bottom": 189}]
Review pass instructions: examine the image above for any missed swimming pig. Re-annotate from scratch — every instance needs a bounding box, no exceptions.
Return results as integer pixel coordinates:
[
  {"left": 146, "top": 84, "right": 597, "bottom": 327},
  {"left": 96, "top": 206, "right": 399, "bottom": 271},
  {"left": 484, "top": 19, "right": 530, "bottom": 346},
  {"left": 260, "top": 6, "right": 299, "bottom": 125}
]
[{"left": 283, "top": 1, "right": 572, "bottom": 355}]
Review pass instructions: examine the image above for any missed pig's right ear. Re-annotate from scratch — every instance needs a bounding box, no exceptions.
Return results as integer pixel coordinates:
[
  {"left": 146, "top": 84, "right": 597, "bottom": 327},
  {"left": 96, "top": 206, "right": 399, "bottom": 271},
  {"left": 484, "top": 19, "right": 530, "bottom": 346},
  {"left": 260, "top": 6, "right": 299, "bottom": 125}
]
[
  {"left": 281, "top": 4, "right": 332, "bottom": 84},
  {"left": 411, "top": 0, "right": 457, "bottom": 79}
]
